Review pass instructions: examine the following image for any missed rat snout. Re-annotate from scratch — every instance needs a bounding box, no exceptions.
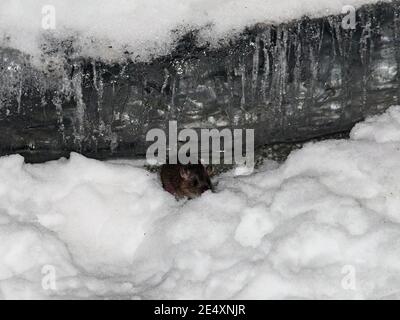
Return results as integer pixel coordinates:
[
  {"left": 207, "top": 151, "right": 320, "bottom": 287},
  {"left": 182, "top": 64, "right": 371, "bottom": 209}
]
[{"left": 201, "top": 184, "right": 211, "bottom": 193}]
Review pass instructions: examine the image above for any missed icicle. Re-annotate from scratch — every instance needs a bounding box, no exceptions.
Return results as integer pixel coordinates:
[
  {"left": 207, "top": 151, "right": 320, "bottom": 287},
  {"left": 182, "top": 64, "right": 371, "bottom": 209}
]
[
  {"left": 327, "top": 17, "right": 338, "bottom": 57},
  {"left": 333, "top": 13, "right": 355, "bottom": 115},
  {"left": 360, "top": 11, "right": 372, "bottom": 109},
  {"left": 394, "top": 2, "right": 400, "bottom": 104},
  {"left": 269, "top": 25, "right": 289, "bottom": 130},
  {"left": 251, "top": 35, "right": 260, "bottom": 103},
  {"left": 161, "top": 68, "right": 170, "bottom": 94},
  {"left": 233, "top": 57, "right": 247, "bottom": 116},
  {"left": 170, "top": 77, "right": 177, "bottom": 116},
  {"left": 293, "top": 22, "right": 302, "bottom": 95},
  {"left": 92, "top": 61, "right": 105, "bottom": 134},
  {"left": 52, "top": 95, "right": 65, "bottom": 141},
  {"left": 270, "top": 25, "right": 288, "bottom": 121},
  {"left": 71, "top": 67, "right": 86, "bottom": 148},
  {"left": 260, "top": 27, "right": 271, "bottom": 104},
  {"left": 239, "top": 59, "right": 246, "bottom": 112},
  {"left": 92, "top": 61, "right": 103, "bottom": 111},
  {"left": 16, "top": 79, "right": 22, "bottom": 114}
]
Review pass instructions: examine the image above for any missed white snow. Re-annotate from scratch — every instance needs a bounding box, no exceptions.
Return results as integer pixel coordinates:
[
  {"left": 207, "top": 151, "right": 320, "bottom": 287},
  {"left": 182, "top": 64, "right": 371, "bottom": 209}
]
[
  {"left": 0, "top": 0, "right": 387, "bottom": 63},
  {"left": 2, "top": 106, "right": 400, "bottom": 299}
]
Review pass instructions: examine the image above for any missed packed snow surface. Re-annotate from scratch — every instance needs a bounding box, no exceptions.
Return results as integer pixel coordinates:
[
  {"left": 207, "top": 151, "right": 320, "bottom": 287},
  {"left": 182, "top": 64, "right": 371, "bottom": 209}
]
[
  {"left": 0, "top": 0, "right": 387, "bottom": 62},
  {"left": 1, "top": 106, "right": 400, "bottom": 299}
]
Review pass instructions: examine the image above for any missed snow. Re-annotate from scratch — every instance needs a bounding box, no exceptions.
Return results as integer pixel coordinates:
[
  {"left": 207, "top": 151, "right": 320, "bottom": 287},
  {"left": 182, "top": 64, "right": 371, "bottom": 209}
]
[
  {"left": 0, "top": 0, "right": 387, "bottom": 63},
  {"left": 1, "top": 106, "right": 400, "bottom": 299}
]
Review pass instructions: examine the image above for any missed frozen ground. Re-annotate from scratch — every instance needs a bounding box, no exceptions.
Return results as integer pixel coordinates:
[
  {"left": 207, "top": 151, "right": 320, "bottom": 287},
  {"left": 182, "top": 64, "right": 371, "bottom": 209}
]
[
  {"left": 0, "top": 0, "right": 386, "bottom": 63},
  {"left": 1, "top": 106, "right": 400, "bottom": 299}
]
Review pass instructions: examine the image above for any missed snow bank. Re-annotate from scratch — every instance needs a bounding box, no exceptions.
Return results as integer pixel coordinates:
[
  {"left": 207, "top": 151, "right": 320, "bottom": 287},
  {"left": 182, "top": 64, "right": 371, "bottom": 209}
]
[
  {"left": 2, "top": 106, "right": 400, "bottom": 299},
  {"left": 0, "top": 0, "right": 385, "bottom": 63}
]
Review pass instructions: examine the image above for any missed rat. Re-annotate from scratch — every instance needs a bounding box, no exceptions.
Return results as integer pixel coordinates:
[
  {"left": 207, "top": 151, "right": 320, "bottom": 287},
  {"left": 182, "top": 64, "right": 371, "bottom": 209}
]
[{"left": 160, "top": 162, "right": 213, "bottom": 199}]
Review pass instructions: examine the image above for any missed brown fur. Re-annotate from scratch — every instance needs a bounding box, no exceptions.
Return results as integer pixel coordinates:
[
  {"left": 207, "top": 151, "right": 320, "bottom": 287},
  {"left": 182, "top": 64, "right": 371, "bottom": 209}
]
[{"left": 160, "top": 163, "right": 213, "bottom": 199}]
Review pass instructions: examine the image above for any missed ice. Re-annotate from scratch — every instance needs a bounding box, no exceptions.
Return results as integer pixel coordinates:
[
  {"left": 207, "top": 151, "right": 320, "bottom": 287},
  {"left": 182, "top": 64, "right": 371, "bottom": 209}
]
[
  {"left": 1, "top": 106, "right": 400, "bottom": 298},
  {"left": 0, "top": 1, "right": 395, "bottom": 158},
  {"left": 0, "top": 0, "right": 386, "bottom": 63}
]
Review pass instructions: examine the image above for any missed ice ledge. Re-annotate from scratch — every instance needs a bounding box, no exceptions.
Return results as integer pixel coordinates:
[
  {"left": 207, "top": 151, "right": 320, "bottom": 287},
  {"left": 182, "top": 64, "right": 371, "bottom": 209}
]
[{"left": 0, "top": 0, "right": 399, "bottom": 162}]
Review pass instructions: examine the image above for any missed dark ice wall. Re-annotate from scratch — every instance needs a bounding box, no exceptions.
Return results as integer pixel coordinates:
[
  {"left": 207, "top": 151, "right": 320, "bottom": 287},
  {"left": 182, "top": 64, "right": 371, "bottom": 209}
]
[{"left": 0, "top": 1, "right": 399, "bottom": 162}]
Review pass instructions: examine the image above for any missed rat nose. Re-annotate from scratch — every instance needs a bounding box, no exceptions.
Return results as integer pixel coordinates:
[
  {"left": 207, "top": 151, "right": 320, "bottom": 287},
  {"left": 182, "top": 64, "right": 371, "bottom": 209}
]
[{"left": 201, "top": 185, "right": 210, "bottom": 192}]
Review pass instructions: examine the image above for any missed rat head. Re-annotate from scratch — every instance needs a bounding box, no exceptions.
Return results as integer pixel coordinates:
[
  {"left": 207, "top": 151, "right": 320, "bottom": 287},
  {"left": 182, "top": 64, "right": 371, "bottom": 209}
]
[{"left": 179, "top": 163, "right": 213, "bottom": 199}]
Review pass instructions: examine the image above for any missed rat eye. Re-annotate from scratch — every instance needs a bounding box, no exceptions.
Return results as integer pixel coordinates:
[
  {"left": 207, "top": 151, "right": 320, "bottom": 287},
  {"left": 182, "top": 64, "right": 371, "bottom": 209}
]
[{"left": 192, "top": 178, "right": 199, "bottom": 187}]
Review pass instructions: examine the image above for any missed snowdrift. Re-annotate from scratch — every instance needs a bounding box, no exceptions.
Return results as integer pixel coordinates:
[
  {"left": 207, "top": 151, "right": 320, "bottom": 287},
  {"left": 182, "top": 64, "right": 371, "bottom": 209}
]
[{"left": 2, "top": 106, "right": 400, "bottom": 299}]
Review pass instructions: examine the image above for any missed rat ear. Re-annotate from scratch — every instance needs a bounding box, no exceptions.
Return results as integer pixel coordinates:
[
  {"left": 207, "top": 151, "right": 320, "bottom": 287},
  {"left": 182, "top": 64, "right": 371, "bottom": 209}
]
[
  {"left": 205, "top": 165, "right": 214, "bottom": 177},
  {"left": 180, "top": 167, "right": 191, "bottom": 180}
]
